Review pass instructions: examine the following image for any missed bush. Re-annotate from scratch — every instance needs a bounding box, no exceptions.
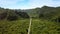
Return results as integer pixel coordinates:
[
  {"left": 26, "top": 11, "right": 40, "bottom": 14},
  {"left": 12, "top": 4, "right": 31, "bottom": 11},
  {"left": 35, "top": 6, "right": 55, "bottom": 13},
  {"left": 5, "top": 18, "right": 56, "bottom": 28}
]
[
  {"left": 0, "top": 12, "right": 7, "bottom": 20},
  {"left": 7, "top": 15, "right": 18, "bottom": 21}
]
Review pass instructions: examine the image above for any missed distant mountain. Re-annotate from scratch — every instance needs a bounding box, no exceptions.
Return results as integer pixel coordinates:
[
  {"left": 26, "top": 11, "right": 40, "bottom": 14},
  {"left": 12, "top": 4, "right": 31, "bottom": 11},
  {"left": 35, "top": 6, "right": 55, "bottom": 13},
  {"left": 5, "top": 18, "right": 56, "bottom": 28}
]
[
  {"left": 21, "top": 6, "right": 60, "bottom": 20},
  {"left": 0, "top": 6, "right": 60, "bottom": 20}
]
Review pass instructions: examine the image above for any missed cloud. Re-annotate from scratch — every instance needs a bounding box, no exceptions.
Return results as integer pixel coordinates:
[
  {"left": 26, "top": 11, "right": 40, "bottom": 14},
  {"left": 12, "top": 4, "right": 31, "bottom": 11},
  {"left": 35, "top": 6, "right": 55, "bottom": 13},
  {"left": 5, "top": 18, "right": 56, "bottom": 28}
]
[
  {"left": 0, "top": 0, "right": 27, "bottom": 9},
  {"left": 0, "top": 0, "right": 25, "bottom": 5},
  {"left": 28, "top": 0, "right": 60, "bottom": 7},
  {"left": 52, "top": 0, "right": 60, "bottom": 1},
  {"left": 0, "top": 0, "right": 60, "bottom": 9}
]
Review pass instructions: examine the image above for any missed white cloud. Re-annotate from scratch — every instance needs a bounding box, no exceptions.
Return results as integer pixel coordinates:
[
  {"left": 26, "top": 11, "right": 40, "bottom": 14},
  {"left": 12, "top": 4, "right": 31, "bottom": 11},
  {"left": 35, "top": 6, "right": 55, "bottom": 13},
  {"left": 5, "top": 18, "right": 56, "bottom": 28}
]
[
  {"left": 27, "top": 0, "right": 52, "bottom": 7},
  {"left": 28, "top": 0, "right": 60, "bottom": 7},
  {"left": 0, "top": 0, "right": 25, "bottom": 5},
  {"left": 0, "top": 0, "right": 60, "bottom": 9}
]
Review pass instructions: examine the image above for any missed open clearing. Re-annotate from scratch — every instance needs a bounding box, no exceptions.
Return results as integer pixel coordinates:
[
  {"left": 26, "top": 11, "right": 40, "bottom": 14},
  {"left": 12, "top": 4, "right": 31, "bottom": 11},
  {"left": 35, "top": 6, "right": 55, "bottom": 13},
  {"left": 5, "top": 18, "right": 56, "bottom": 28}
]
[{"left": 0, "top": 19, "right": 60, "bottom": 34}]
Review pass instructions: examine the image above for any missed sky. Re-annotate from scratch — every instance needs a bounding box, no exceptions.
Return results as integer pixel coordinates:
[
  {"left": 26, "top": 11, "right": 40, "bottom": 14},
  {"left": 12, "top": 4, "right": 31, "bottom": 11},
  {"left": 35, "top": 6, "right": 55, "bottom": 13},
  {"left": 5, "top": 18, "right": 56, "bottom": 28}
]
[{"left": 0, "top": 0, "right": 60, "bottom": 9}]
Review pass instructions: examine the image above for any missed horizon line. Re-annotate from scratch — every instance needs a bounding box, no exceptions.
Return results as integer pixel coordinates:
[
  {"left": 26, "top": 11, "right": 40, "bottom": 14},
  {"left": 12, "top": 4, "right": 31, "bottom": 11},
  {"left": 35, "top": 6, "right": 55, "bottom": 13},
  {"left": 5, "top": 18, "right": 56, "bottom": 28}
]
[{"left": 0, "top": 5, "right": 60, "bottom": 10}]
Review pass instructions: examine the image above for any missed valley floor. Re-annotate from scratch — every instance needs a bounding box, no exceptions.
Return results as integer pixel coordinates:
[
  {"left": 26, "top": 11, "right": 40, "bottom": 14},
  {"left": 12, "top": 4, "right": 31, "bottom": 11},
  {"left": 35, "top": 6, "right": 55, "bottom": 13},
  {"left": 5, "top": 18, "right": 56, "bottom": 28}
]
[
  {"left": 0, "top": 19, "right": 60, "bottom": 34},
  {"left": 31, "top": 19, "right": 60, "bottom": 34}
]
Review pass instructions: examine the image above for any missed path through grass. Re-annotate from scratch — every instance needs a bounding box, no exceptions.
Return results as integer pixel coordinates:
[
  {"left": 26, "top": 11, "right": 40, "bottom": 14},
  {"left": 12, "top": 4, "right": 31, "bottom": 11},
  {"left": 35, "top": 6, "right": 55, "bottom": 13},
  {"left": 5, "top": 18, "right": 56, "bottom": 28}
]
[{"left": 0, "top": 19, "right": 60, "bottom": 34}]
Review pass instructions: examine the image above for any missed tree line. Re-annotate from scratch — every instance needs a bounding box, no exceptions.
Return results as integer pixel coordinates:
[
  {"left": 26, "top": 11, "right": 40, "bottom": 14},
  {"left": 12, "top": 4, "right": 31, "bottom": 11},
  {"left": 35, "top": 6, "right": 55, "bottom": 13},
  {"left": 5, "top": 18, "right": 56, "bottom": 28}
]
[
  {"left": 0, "top": 8, "right": 29, "bottom": 21},
  {"left": 0, "top": 6, "right": 60, "bottom": 22}
]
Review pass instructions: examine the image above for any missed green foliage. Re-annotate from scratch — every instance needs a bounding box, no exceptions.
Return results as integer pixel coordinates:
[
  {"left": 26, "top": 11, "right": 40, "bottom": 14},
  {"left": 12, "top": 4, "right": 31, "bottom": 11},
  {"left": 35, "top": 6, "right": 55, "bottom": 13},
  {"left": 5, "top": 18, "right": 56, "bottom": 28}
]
[
  {"left": 0, "top": 6, "right": 60, "bottom": 34},
  {"left": 39, "top": 6, "right": 60, "bottom": 21},
  {"left": 15, "top": 11, "right": 29, "bottom": 18},
  {"left": 0, "top": 7, "right": 29, "bottom": 21},
  {"left": 31, "top": 19, "right": 60, "bottom": 34},
  {"left": 0, "top": 12, "right": 7, "bottom": 20},
  {"left": 0, "top": 19, "right": 29, "bottom": 34}
]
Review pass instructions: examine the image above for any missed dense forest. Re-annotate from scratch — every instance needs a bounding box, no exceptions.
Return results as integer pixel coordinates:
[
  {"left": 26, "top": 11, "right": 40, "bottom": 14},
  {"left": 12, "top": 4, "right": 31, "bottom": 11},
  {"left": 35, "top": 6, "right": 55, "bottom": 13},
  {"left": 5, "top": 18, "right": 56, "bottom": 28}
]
[
  {"left": 0, "top": 8, "right": 29, "bottom": 21},
  {"left": 22, "top": 6, "right": 60, "bottom": 22},
  {"left": 0, "top": 6, "right": 60, "bottom": 21},
  {"left": 0, "top": 6, "right": 60, "bottom": 34}
]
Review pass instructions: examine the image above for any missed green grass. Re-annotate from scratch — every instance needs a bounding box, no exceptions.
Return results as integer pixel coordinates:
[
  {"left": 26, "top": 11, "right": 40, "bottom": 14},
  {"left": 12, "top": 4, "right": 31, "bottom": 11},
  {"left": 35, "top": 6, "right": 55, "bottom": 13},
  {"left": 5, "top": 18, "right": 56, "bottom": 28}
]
[
  {"left": 0, "top": 19, "right": 30, "bottom": 34},
  {"left": 31, "top": 19, "right": 60, "bottom": 34},
  {"left": 0, "top": 19, "right": 60, "bottom": 34}
]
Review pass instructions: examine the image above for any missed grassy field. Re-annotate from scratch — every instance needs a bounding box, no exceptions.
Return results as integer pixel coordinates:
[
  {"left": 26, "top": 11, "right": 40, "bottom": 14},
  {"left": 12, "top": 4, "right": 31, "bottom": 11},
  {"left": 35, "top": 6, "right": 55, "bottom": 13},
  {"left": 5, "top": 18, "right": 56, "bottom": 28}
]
[
  {"left": 0, "top": 19, "right": 30, "bottom": 34},
  {"left": 31, "top": 19, "right": 60, "bottom": 34},
  {"left": 0, "top": 19, "right": 60, "bottom": 34}
]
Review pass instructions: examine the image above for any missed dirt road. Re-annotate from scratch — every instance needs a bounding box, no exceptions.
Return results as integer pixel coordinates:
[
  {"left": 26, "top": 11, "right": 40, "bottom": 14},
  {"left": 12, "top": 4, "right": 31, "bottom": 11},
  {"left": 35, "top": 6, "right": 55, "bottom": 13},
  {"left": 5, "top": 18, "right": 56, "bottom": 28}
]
[{"left": 28, "top": 18, "right": 32, "bottom": 34}]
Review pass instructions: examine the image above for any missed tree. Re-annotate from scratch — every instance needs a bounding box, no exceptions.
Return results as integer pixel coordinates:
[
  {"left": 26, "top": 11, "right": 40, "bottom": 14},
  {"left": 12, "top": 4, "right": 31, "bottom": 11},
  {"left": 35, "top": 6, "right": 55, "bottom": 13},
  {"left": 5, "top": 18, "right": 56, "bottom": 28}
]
[
  {"left": 15, "top": 11, "right": 29, "bottom": 18},
  {"left": 7, "top": 10, "right": 18, "bottom": 21}
]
